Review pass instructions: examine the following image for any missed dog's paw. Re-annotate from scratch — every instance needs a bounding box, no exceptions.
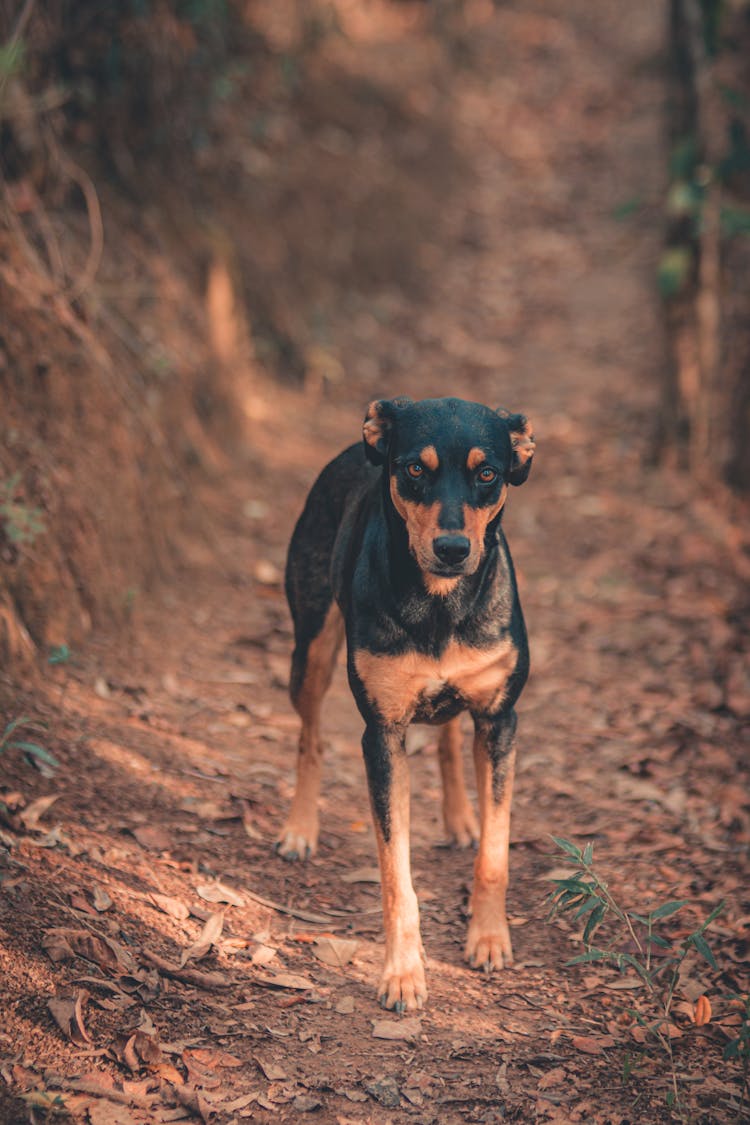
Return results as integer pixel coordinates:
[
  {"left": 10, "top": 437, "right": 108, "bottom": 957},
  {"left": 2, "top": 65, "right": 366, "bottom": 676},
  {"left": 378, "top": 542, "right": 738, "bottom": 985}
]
[
  {"left": 274, "top": 825, "right": 317, "bottom": 862},
  {"left": 443, "top": 804, "right": 480, "bottom": 848},
  {"left": 378, "top": 960, "right": 427, "bottom": 1013},
  {"left": 464, "top": 924, "right": 513, "bottom": 973}
]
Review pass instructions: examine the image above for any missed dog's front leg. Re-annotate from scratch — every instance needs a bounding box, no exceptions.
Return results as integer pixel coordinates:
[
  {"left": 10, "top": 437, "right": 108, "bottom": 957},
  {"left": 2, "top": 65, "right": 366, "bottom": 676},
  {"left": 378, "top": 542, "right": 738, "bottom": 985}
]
[
  {"left": 363, "top": 722, "right": 426, "bottom": 1012},
  {"left": 465, "top": 709, "right": 517, "bottom": 972}
]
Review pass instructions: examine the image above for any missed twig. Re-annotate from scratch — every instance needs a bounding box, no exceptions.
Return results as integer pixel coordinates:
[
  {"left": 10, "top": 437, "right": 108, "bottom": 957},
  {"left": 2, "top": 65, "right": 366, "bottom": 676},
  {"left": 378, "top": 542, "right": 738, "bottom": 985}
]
[
  {"left": 8, "top": 0, "right": 35, "bottom": 48},
  {"left": 45, "top": 124, "right": 104, "bottom": 300},
  {"left": 140, "top": 948, "right": 230, "bottom": 990}
]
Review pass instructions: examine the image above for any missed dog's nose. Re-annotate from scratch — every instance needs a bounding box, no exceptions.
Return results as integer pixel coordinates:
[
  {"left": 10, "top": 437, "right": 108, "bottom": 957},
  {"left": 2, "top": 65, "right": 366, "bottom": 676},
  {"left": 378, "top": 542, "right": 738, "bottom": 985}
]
[{"left": 433, "top": 535, "right": 471, "bottom": 566}]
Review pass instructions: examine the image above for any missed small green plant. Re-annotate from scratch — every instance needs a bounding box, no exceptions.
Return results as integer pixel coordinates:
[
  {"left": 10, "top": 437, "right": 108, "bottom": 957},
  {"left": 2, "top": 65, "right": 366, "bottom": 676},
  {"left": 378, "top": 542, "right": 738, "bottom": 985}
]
[
  {"left": 547, "top": 836, "right": 723, "bottom": 1116},
  {"left": 0, "top": 716, "right": 59, "bottom": 774},
  {"left": 0, "top": 474, "right": 45, "bottom": 547}
]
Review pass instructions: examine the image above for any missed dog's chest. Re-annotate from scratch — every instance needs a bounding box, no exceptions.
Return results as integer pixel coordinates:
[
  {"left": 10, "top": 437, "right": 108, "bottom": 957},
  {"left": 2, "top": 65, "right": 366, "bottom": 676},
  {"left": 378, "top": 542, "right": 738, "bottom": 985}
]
[{"left": 355, "top": 638, "right": 517, "bottom": 724}]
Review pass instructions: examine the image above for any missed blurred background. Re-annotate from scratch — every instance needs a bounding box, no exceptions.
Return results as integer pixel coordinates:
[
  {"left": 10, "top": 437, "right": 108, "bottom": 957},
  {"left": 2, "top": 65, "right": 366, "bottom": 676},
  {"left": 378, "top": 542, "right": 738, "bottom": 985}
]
[{"left": 0, "top": 0, "right": 748, "bottom": 662}]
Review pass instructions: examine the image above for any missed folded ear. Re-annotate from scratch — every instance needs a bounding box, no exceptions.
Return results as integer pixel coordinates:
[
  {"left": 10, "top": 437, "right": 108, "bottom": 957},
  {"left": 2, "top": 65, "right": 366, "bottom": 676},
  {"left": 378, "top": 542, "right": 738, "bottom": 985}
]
[
  {"left": 362, "top": 397, "right": 412, "bottom": 465},
  {"left": 497, "top": 408, "right": 535, "bottom": 485}
]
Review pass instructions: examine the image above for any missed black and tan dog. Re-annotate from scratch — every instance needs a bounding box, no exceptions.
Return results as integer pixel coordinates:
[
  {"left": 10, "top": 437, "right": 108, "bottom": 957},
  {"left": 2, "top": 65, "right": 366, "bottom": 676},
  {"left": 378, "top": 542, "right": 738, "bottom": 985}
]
[{"left": 278, "top": 396, "right": 535, "bottom": 1011}]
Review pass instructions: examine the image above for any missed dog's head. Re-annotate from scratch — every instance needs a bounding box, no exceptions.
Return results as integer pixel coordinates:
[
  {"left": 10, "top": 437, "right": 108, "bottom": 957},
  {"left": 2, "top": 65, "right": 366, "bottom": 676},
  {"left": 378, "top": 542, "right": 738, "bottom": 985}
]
[{"left": 363, "top": 396, "right": 535, "bottom": 594}]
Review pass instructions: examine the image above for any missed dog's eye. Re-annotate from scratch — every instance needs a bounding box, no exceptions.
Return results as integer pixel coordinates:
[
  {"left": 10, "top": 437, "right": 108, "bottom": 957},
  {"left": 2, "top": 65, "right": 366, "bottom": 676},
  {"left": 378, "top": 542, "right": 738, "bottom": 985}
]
[
  {"left": 406, "top": 462, "right": 424, "bottom": 479},
  {"left": 477, "top": 466, "right": 497, "bottom": 483}
]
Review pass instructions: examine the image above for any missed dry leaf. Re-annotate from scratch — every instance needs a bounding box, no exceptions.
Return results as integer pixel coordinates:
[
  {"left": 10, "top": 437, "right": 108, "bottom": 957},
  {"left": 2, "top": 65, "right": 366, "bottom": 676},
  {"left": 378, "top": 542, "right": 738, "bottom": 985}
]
[
  {"left": 42, "top": 928, "right": 135, "bottom": 973},
  {"left": 239, "top": 799, "right": 262, "bottom": 840},
  {"left": 149, "top": 893, "right": 190, "bottom": 921},
  {"left": 179, "top": 911, "right": 224, "bottom": 967},
  {"left": 252, "top": 971, "right": 315, "bottom": 991},
  {"left": 132, "top": 825, "right": 172, "bottom": 851},
  {"left": 92, "top": 886, "right": 113, "bottom": 912},
  {"left": 341, "top": 867, "right": 380, "bottom": 884},
  {"left": 293, "top": 1094, "right": 323, "bottom": 1112},
  {"left": 372, "top": 1017, "right": 422, "bottom": 1041},
  {"left": 18, "top": 794, "right": 58, "bottom": 830},
  {"left": 537, "top": 1066, "right": 567, "bottom": 1089},
  {"left": 87, "top": 1101, "right": 140, "bottom": 1125},
  {"left": 312, "top": 937, "right": 358, "bottom": 967},
  {"left": 114, "top": 1028, "right": 163, "bottom": 1073},
  {"left": 184, "top": 1048, "right": 242, "bottom": 1070},
  {"left": 694, "top": 995, "right": 712, "bottom": 1026},
  {"left": 196, "top": 882, "right": 244, "bottom": 907},
  {"left": 571, "top": 1034, "right": 615, "bottom": 1054},
  {"left": 47, "top": 989, "right": 91, "bottom": 1045},
  {"left": 255, "top": 1056, "right": 287, "bottom": 1081},
  {"left": 250, "top": 943, "right": 277, "bottom": 966}
]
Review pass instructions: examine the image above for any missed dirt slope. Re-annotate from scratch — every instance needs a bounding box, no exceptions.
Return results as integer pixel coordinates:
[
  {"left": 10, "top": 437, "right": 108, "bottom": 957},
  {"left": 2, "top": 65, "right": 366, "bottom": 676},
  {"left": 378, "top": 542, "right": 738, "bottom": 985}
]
[{"left": 0, "top": 3, "right": 748, "bottom": 1124}]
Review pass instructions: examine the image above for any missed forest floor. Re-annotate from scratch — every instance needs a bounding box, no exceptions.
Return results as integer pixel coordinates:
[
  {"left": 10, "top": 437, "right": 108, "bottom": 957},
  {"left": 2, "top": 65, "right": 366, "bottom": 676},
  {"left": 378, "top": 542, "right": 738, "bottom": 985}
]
[{"left": 1, "top": 2, "right": 749, "bottom": 1123}]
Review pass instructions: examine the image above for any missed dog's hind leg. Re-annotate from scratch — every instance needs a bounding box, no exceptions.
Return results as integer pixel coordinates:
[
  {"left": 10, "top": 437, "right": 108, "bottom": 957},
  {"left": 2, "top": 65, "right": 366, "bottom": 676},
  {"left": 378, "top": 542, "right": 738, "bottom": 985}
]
[
  {"left": 276, "top": 600, "right": 344, "bottom": 860},
  {"left": 438, "top": 716, "right": 479, "bottom": 847}
]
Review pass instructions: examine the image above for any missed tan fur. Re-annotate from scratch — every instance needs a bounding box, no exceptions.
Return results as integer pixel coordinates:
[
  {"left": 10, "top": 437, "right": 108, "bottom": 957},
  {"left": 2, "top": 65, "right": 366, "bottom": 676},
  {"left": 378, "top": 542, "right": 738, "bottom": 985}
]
[
  {"left": 461, "top": 487, "right": 507, "bottom": 558},
  {"left": 508, "top": 418, "right": 535, "bottom": 466},
  {"left": 354, "top": 638, "right": 518, "bottom": 725},
  {"left": 373, "top": 745, "right": 427, "bottom": 1009},
  {"left": 363, "top": 400, "right": 385, "bottom": 451},
  {"left": 418, "top": 445, "right": 439, "bottom": 471},
  {"left": 465, "top": 734, "right": 515, "bottom": 970},
  {"left": 277, "top": 603, "right": 344, "bottom": 857},
  {"left": 438, "top": 717, "right": 479, "bottom": 846},
  {"left": 390, "top": 473, "right": 508, "bottom": 583},
  {"left": 466, "top": 446, "right": 487, "bottom": 470},
  {"left": 423, "top": 573, "right": 462, "bottom": 597}
]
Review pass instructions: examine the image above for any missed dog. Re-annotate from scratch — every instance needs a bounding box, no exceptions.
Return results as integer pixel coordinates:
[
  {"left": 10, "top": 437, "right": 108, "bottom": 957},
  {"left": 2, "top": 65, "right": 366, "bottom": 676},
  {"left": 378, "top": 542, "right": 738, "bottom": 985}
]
[{"left": 277, "top": 396, "right": 535, "bottom": 1011}]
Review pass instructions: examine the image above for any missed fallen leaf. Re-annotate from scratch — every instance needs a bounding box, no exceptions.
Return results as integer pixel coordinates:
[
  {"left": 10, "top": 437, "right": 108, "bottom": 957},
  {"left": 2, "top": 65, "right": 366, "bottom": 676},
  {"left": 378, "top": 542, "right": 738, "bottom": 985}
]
[
  {"left": 372, "top": 1017, "right": 422, "bottom": 1041},
  {"left": 70, "top": 891, "right": 97, "bottom": 915},
  {"left": 252, "top": 971, "right": 315, "bottom": 991},
  {"left": 114, "top": 1028, "right": 163, "bottom": 1073},
  {"left": 537, "top": 1066, "right": 567, "bottom": 1089},
  {"left": 495, "top": 1062, "right": 511, "bottom": 1096},
  {"left": 92, "top": 886, "right": 113, "bottom": 912},
  {"left": 42, "top": 928, "right": 135, "bottom": 973},
  {"left": 184, "top": 1048, "right": 242, "bottom": 1070},
  {"left": 47, "top": 989, "right": 91, "bottom": 1045},
  {"left": 87, "top": 1101, "right": 140, "bottom": 1125},
  {"left": 364, "top": 1076, "right": 400, "bottom": 1107},
  {"left": 250, "top": 943, "right": 277, "bottom": 966},
  {"left": 571, "top": 1034, "right": 616, "bottom": 1055},
  {"left": 694, "top": 995, "right": 712, "bottom": 1026},
  {"left": 312, "top": 937, "right": 359, "bottom": 968},
  {"left": 196, "top": 882, "right": 244, "bottom": 907},
  {"left": 131, "top": 825, "right": 172, "bottom": 851},
  {"left": 341, "top": 867, "right": 380, "bottom": 884},
  {"left": 255, "top": 1057, "right": 287, "bottom": 1081},
  {"left": 179, "top": 912, "right": 224, "bottom": 967},
  {"left": 293, "top": 1094, "right": 323, "bottom": 1112},
  {"left": 149, "top": 893, "right": 190, "bottom": 921},
  {"left": 239, "top": 800, "right": 263, "bottom": 840},
  {"left": 18, "top": 794, "right": 58, "bottom": 830},
  {"left": 223, "top": 1092, "right": 259, "bottom": 1112}
]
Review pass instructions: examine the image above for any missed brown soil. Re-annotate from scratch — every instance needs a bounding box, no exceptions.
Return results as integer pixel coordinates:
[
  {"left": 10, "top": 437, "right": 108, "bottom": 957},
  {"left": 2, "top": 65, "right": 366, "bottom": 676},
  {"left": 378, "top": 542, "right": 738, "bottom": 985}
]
[{"left": 1, "top": 3, "right": 749, "bottom": 1124}]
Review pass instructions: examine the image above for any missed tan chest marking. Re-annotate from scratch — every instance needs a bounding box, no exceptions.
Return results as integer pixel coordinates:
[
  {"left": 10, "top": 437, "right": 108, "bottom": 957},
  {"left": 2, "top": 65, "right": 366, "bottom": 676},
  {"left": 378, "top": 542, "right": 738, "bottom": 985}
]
[{"left": 355, "top": 639, "right": 517, "bottom": 725}]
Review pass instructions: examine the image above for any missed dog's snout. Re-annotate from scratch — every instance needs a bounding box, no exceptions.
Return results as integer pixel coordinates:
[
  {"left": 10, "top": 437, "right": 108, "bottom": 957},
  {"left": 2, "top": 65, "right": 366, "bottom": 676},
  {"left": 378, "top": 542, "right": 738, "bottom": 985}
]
[{"left": 433, "top": 535, "right": 471, "bottom": 566}]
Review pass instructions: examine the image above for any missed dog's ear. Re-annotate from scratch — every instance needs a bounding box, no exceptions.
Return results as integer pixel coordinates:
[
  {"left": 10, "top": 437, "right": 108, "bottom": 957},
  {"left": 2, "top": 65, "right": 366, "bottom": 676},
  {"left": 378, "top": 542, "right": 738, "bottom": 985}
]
[
  {"left": 363, "top": 397, "right": 412, "bottom": 465},
  {"left": 497, "top": 408, "right": 535, "bottom": 486}
]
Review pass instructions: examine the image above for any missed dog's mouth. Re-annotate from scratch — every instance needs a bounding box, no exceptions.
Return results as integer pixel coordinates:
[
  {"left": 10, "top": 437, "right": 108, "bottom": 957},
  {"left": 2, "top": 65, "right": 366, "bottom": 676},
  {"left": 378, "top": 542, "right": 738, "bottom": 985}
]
[{"left": 428, "top": 563, "right": 469, "bottom": 578}]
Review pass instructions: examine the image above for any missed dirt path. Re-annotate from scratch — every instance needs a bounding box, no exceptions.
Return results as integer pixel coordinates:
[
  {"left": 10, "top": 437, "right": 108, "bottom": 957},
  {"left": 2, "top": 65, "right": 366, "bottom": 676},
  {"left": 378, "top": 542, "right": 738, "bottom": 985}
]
[{"left": 1, "top": 3, "right": 748, "bottom": 1123}]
